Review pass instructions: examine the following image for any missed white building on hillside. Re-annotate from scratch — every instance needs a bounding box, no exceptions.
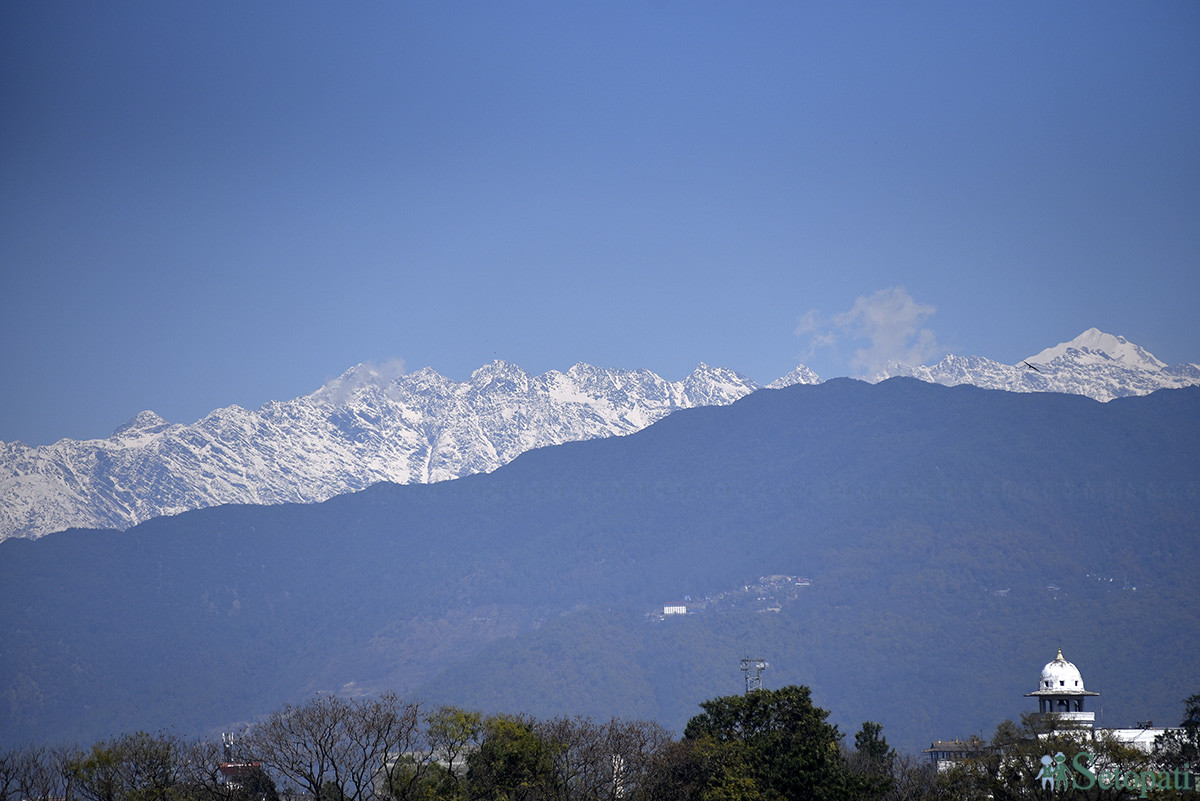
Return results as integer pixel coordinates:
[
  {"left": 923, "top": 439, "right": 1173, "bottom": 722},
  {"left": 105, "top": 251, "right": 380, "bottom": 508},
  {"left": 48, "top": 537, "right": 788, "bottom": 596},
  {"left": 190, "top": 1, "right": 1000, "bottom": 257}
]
[
  {"left": 925, "top": 649, "right": 1179, "bottom": 768},
  {"left": 1024, "top": 649, "right": 1101, "bottom": 728},
  {"left": 1024, "top": 649, "right": 1174, "bottom": 751}
]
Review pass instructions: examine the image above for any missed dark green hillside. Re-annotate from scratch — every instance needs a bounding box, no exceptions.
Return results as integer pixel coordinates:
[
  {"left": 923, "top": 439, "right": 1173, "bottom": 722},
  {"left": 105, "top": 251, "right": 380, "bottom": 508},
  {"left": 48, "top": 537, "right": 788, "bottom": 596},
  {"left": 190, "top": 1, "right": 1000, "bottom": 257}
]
[
  {"left": 416, "top": 531, "right": 1199, "bottom": 752},
  {"left": 1, "top": 379, "right": 1197, "bottom": 751}
]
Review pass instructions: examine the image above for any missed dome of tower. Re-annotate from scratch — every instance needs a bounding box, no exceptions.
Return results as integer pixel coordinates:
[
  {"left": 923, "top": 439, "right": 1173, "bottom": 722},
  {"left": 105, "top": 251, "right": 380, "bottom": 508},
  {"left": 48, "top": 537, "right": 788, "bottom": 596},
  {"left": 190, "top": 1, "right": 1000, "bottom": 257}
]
[{"left": 1037, "top": 649, "right": 1087, "bottom": 693}]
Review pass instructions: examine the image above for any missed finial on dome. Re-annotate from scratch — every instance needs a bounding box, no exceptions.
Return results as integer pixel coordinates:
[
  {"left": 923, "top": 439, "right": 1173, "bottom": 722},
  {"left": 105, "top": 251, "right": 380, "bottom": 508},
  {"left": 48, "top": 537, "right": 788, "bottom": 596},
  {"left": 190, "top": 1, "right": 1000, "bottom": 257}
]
[{"left": 1056, "top": 648, "right": 1064, "bottom": 660}]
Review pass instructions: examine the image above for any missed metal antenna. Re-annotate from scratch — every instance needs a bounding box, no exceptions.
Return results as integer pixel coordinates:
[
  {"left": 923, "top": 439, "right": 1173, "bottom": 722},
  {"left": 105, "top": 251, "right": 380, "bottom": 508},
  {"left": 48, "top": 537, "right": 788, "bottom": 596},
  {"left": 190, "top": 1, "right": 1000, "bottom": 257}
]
[{"left": 740, "top": 657, "right": 768, "bottom": 693}]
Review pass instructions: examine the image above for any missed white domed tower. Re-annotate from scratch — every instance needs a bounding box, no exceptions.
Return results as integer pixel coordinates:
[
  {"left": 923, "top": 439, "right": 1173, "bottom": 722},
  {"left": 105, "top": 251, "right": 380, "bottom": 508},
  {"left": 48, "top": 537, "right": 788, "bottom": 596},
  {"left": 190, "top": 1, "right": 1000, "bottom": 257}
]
[{"left": 1024, "top": 649, "right": 1100, "bottom": 728}]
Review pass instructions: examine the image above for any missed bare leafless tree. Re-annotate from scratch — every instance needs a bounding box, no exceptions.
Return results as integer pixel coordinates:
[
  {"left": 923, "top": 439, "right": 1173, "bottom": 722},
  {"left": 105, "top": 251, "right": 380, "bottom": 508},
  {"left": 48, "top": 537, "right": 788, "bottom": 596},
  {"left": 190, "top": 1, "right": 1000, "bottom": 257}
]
[
  {"left": 537, "top": 716, "right": 601, "bottom": 800},
  {"left": 51, "top": 744, "right": 87, "bottom": 801},
  {"left": 340, "top": 694, "right": 421, "bottom": 801},
  {"left": 173, "top": 738, "right": 239, "bottom": 801},
  {"left": 246, "top": 693, "right": 423, "bottom": 801},
  {"left": 532, "top": 716, "right": 672, "bottom": 801},
  {"left": 0, "top": 749, "right": 19, "bottom": 801},
  {"left": 600, "top": 718, "right": 671, "bottom": 801},
  {"left": 14, "top": 745, "right": 66, "bottom": 801},
  {"left": 246, "top": 695, "right": 351, "bottom": 801},
  {"left": 884, "top": 752, "right": 940, "bottom": 801}
]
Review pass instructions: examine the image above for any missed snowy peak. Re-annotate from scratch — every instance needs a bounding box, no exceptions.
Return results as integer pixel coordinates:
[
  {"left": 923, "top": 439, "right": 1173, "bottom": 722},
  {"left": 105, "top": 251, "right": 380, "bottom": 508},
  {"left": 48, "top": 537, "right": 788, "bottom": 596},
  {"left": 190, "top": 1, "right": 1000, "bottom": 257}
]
[
  {"left": 312, "top": 360, "right": 409, "bottom": 405},
  {"left": 681, "top": 363, "right": 759, "bottom": 405},
  {"left": 468, "top": 359, "right": 534, "bottom": 394},
  {"left": 469, "top": 359, "right": 529, "bottom": 382},
  {"left": 0, "top": 360, "right": 769, "bottom": 541},
  {"left": 3, "top": 330, "right": 1195, "bottom": 543},
  {"left": 873, "top": 328, "right": 1197, "bottom": 403},
  {"left": 1025, "top": 328, "right": 1167, "bottom": 371},
  {"left": 768, "top": 364, "right": 822, "bottom": 389},
  {"left": 110, "top": 410, "right": 172, "bottom": 437}
]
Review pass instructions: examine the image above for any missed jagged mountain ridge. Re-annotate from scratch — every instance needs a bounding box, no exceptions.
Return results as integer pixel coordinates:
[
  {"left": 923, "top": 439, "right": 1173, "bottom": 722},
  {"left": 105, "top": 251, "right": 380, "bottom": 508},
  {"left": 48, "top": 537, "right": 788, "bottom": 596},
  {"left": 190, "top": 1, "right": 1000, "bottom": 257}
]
[
  {"left": 877, "top": 328, "right": 1200, "bottom": 400},
  {"left": 0, "top": 362, "right": 774, "bottom": 541},
  {"left": 2, "top": 378, "right": 1197, "bottom": 749},
  {"left": 2, "top": 329, "right": 1196, "bottom": 542}
]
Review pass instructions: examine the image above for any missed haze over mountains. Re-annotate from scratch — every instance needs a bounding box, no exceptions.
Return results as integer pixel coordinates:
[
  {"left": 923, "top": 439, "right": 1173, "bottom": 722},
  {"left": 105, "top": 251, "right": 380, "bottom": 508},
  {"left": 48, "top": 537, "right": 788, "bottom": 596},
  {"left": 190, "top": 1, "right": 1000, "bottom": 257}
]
[
  {"left": 1, "top": 328, "right": 1196, "bottom": 542},
  {"left": 2, "top": 375, "right": 1197, "bottom": 752}
]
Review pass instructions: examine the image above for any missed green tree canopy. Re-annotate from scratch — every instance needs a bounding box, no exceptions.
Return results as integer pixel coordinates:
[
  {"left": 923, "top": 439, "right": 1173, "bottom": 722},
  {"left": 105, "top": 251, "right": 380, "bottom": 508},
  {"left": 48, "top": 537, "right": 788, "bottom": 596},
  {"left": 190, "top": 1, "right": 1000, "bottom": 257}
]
[
  {"left": 466, "top": 716, "right": 557, "bottom": 801},
  {"left": 682, "top": 685, "right": 882, "bottom": 801},
  {"left": 849, "top": 720, "right": 896, "bottom": 788}
]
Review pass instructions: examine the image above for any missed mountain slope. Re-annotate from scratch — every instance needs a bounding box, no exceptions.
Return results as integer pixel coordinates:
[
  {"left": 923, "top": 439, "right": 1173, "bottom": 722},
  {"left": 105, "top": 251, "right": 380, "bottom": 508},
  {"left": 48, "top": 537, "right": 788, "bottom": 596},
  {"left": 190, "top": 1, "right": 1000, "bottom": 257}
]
[
  {"left": 0, "top": 362, "right": 769, "bottom": 541},
  {"left": 2, "top": 329, "right": 1196, "bottom": 543},
  {"left": 1, "top": 379, "right": 1197, "bottom": 751}
]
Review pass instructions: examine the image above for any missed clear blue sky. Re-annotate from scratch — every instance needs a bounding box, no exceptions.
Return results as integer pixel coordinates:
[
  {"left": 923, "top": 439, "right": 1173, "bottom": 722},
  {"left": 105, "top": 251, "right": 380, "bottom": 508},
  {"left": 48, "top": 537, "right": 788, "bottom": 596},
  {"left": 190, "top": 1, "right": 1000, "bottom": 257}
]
[{"left": 3, "top": 1, "right": 1198, "bottom": 445}]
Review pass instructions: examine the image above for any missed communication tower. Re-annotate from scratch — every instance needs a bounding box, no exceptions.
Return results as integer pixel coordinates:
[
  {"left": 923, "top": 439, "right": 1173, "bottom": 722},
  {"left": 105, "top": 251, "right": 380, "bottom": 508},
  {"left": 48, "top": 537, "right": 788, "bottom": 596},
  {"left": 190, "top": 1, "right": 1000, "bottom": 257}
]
[{"left": 740, "top": 658, "right": 768, "bottom": 693}]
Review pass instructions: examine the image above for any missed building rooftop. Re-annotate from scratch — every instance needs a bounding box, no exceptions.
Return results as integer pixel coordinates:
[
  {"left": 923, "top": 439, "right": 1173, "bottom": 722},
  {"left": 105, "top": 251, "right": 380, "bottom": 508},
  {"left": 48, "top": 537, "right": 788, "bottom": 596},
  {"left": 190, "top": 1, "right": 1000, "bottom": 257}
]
[{"left": 1024, "top": 648, "right": 1100, "bottom": 697}]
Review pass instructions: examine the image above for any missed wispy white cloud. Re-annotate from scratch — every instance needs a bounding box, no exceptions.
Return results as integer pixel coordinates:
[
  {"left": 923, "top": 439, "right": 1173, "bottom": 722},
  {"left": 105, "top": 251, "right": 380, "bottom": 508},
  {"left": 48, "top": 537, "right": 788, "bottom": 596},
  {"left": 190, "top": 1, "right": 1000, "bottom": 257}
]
[
  {"left": 798, "top": 287, "right": 943, "bottom": 376},
  {"left": 364, "top": 358, "right": 408, "bottom": 383},
  {"left": 319, "top": 358, "right": 407, "bottom": 404}
]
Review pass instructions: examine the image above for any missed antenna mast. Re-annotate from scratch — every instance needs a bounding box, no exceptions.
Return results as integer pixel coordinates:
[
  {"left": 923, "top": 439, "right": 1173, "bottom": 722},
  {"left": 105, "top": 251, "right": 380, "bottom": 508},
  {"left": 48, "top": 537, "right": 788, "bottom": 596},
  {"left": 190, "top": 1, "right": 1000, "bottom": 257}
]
[{"left": 740, "top": 657, "right": 768, "bottom": 693}]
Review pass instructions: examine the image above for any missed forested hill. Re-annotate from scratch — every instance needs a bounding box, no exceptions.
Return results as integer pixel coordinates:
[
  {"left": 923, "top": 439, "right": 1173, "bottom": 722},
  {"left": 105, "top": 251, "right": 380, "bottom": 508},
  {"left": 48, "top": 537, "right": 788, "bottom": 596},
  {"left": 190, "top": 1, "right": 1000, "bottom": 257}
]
[{"left": 2, "top": 378, "right": 1197, "bottom": 751}]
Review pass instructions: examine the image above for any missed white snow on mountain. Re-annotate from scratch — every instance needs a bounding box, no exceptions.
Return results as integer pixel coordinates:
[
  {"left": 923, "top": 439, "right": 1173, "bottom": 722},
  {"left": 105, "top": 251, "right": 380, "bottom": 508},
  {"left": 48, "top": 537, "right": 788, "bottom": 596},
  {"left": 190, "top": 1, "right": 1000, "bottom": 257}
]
[
  {"left": 1025, "top": 328, "right": 1167, "bottom": 371},
  {"left": 2, "top": 329, "right": 1195, "bottom": 542},
  {"left": 768, "top": 364, "right": 822, "bottom": 389},
  {"left": 874, "top": 328, "right": 1199, "bottom": 401},
  {"left": 0, "top": 362, "right": 771, "bottom": 541}
]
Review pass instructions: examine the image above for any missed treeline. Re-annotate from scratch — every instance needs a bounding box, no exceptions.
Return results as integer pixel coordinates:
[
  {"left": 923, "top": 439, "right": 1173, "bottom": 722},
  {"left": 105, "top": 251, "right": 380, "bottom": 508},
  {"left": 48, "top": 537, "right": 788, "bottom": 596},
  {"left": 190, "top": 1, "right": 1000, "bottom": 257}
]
[
  {"left": 1, "top": 686, "right": 937, "bottom": 801},
  {"left": 935, "top": 703, "right": 1200, "bottom": 801},
  {"left": 5, "top": 688, "right": 1196, "bottom": 801}
]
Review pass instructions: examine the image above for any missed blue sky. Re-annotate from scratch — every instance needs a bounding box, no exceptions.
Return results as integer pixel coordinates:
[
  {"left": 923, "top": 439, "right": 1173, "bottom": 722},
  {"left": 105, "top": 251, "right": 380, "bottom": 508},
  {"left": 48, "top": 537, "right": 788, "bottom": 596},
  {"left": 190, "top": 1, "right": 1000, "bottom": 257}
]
[{"left": 3, "top": 1, "right": 1198, "bottom": 445}]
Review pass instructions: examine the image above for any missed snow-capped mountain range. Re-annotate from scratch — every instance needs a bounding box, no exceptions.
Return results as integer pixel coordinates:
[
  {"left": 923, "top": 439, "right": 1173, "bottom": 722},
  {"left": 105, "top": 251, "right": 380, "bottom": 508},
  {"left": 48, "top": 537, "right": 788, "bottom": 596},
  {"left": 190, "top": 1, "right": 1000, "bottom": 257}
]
[
  {"left": 0, "top": 362, "right": 776, "bottom": 542},
  {"left": 0, "top": 329, "right": 1195, "bottom": 541},
  {"left": 876, "top": 328, "right": 1200, "bottom": 400}
]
